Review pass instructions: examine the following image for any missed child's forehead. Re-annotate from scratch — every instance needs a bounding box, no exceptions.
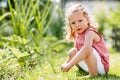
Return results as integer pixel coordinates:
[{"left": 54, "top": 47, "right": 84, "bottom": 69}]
[{"left": 69, "top": 10, "right": 84, "bottom": 19}]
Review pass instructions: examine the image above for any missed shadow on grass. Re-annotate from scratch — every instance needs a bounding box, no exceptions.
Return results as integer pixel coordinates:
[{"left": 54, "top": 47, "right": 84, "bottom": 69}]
[
  {"left": 104, "top": 74, "right": 120, "bottom": 79},
  {"left": 76, "top": 70, "right": 120, "bottom": 79}
]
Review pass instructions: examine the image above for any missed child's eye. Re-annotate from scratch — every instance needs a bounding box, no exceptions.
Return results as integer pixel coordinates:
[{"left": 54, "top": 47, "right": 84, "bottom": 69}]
[
  {"left": 71, "top": 22, "right": 75, "bottom": 24},
  {"left": 78, "top": 20, "right": 82, "bottom": 22}
]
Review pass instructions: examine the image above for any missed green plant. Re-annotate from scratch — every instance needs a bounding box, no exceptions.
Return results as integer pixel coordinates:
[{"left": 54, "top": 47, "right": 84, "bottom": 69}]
[
  {"left": 107, "top": 3, "right": 120, "bottom": 28},
  {"left": 7, "top": 0, "right": 56, "bottom": 46},
  {"left": 94, "top": 8, "right": 107, "bottom": 35}
]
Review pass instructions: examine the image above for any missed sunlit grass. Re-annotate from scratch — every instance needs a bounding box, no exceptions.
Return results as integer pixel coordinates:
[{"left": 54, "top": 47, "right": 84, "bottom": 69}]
[
  {"left": 0, "top": 0, "right": 120, "bottom": 79},
  {"left": 14, "top": 49, "right": 120, "bottom": 80},
  {"left": 0, "top": 42, "right": 120, "bottom": 80}
]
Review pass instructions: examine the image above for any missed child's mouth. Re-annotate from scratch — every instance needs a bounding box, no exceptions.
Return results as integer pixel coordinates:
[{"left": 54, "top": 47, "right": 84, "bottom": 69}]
[{"left": 77, "top": 28, "right": 82, "bottom": 31}]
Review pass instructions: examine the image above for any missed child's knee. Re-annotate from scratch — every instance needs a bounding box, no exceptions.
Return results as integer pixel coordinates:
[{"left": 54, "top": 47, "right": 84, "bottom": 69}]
[{"left": 68, "top": 48, "right": 77, "bottom": 57}]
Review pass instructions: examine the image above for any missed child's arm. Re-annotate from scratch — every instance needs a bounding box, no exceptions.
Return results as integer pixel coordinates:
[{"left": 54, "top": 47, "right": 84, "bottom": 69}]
[
  {"left": 61, "top": 48, "right": 77, "bottom": 69},
  {"left": 62, "top": 31, "right": 99, "bottom": 72}
]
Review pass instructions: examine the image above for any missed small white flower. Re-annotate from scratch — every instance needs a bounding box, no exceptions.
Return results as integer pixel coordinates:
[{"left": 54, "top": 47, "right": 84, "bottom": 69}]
[{"left": 30, "top": 50, "right": 35, "bottom": 54}]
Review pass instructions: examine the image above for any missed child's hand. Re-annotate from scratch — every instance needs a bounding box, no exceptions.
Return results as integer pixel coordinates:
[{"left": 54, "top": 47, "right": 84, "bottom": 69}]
[
  {"left": 61, "top": 63, "right": 66, "bottom": 70},
  {"left": 61, "top": 63, "right": 71, "bottom": 72}
]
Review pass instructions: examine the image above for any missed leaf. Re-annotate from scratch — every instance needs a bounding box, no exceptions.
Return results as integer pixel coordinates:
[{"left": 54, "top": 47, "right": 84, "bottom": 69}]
[
  {"left": 0, "top": 12, "right": 11, "bottom": 21},
  {"left": 11, "top": 47, "right": 30, "bottom": 59}
]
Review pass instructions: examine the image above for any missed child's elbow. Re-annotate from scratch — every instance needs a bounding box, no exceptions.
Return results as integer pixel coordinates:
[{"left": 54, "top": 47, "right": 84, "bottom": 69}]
[{"left": 84, "top": 47, "right": 92, "bottom": 56}]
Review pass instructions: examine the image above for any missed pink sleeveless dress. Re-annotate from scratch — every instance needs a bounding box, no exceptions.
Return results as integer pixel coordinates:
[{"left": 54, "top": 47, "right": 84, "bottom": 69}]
[{"left": 74, "top": 27, "right": 109, "bottom": 73}]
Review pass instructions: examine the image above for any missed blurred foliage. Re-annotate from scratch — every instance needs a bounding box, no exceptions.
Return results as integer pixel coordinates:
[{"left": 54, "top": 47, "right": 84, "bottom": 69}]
[
  {"left": 0, "top": 0, "right": 64, "bottom": 47},
  {"left": 107, "top": 3, "right": 120, "bottom": 28},
  {"left": 94, "top": 3, "right": 120, "bottom": 31},
  {"left": 0, "top": 0, "right": 120, "bottom": 79},
  {"left": 94, "top": 8, "right": 107, "bottom": 35},
  {"left": 0, "top": 0, "right": 66, "bottom": 76},
  {"left": 107, "top": 3, "right": 120, "bottom": 51},
  {"left": 94, "top": 2, "right": 120, "bottom": 51}
]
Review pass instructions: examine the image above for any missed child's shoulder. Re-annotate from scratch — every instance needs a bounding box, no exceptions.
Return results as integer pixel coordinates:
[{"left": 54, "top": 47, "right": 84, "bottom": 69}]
[
  {"left": 85, "top": 27, "right": 95, "bottom": 32},
  {"left": 85, "top": 27, "right": 100, "bottom": 35}
]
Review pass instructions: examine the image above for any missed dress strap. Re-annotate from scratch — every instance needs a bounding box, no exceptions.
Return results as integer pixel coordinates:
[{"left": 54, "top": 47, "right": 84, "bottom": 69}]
[
  {"left": 84, "top": 27, "right": 103, "bottom": 42},
  {"left": 85, "top": 27, "right": 101, "bottom": 36}
]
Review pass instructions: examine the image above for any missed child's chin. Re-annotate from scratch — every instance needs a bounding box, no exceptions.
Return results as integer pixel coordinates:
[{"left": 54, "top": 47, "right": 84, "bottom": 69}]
[{"left": 77, "top": 32, "right": 82, "bottom": 34}]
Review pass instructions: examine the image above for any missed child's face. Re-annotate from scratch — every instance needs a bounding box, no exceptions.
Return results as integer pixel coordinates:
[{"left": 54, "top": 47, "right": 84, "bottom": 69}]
[{"left": 69, "top": 10, "right": 89, "bottom": 34}]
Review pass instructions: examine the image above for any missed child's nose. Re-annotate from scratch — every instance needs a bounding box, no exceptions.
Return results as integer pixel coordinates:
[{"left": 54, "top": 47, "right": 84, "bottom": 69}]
[{"left": 75, "top": 22, "right": 80, "bottom": 27}]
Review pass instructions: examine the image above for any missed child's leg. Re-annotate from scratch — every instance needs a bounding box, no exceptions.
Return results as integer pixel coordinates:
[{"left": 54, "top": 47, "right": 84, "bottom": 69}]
[
  {"left": 65, "top": 48, "right": 83, "bottom": 70},
  {"left": 61, "top": 48, "right": 77, "bottom": 69},
  {"left": 84, "top": 51, "right": 98, "bottom": 76},
  {"left": 62, "top": 48, "right": 100, "bottom": 76},
  {"left": 75, "top": 47, "right": 97, "bottom": 76},
  {"left": 66, "top": 48, "right": 77, "bottom": 63},
  {"left": 78, "top": 48, "right": 105, "bottom": 76}
]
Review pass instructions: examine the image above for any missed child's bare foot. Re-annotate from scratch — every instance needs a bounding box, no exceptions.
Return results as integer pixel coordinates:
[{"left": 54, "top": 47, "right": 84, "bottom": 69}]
[
  {"left": 89, "top": 74, "right": 98, "bottom": 77},
  {"left": 79, "top": 74, "right": 98, "bottom": 79},
  {"left": 79, "top": 75, "right": 90, "bottom": 79}
]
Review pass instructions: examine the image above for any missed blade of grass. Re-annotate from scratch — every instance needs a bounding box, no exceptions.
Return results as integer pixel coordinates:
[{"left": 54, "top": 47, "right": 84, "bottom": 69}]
[
  {"left": 41, "top": 0, "right": 53, "bottom": 27},
  {"left": 0, "top": 12, "right": 11, "bottom": 21},
  {"left": 30, "top": 31, "right": 40, "bottom": 47},
  {"left": 42, "top": 12, "right": 53, "bottom": 35},
  {"left": 8, "top": 0, "right": 18, "bottom": 34}
]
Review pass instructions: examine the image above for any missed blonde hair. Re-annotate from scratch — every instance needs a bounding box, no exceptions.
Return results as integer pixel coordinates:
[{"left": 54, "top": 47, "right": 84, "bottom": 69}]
[{"left": 64, "top": 2, "right": 93, "bottom": 41}]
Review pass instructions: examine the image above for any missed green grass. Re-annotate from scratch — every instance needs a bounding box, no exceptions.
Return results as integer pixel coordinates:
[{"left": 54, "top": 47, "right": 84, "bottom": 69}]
[
  {"left": 14, "top": 49, "right": 120, "bottom": 80},
  {"left": 0, "top": 46, "right": 119, "bottom": 80}
]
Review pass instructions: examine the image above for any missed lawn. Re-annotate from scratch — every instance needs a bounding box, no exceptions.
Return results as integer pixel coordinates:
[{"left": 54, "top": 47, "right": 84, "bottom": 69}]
[
  {"left": 14, "top": 48, "right": 120, "bottom": 80},
  {"left": 0, "top": 0, "right": 120, "bottom": 80}
]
